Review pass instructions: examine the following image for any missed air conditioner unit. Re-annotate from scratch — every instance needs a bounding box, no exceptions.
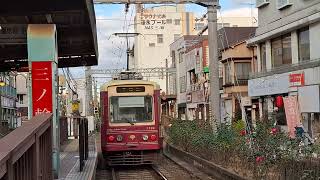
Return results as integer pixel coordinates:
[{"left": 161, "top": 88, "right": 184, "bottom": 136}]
[
  {"left": 256, "top": 0, "right": 269, "bottom": 8},
  {"left": 277, "top": 0, "right": 292, "bottom": 10}
]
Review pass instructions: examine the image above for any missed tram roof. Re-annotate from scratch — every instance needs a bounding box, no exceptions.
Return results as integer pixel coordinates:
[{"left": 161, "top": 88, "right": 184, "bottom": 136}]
[
  {"left": 0, "top": 0, "right": 98, "bottom": 71},
  {"left": 100, "top": 80, "right": 160, "bottom": 91}
]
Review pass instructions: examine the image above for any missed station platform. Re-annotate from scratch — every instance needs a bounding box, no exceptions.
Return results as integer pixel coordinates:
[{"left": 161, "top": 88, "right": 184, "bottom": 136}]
[{"left": 56, "top": 134, "right": 98, "bottom": 180}]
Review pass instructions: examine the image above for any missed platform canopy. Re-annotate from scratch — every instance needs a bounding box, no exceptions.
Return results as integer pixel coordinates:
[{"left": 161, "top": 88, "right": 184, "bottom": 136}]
[{"left": 0, "top": 0, "right": 98, "bottom": 71}]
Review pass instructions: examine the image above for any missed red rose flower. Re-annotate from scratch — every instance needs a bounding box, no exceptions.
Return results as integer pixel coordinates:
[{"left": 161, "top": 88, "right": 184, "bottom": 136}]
[
  {"left": 271, "top": 128, "right": 277, "bottom": 135},
  {"left": 256, "top": 156, "right": 264, "bottom": 164},
  {"left": 240, "top": 129, "right": 246, "bottom": 136}
]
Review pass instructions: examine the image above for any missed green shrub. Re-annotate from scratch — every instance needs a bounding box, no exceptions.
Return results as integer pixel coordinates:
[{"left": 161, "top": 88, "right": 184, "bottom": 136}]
[{"left": 167, "top": 118, "right": 320, "bottom": 179}]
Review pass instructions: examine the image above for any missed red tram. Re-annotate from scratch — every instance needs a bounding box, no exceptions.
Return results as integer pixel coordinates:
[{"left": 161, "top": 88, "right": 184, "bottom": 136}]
[{"left": 100, "top": 72, "right": 162, "bottom": 166}]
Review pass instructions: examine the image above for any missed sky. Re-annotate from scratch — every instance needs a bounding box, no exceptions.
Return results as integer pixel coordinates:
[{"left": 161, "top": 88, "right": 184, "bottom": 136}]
[{"left": 68, "top": 0, "right": 258, "bottom": 87}]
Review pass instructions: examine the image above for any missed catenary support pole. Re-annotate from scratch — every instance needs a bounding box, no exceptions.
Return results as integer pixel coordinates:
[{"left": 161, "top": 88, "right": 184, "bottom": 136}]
[
  {"left": 165, "top": 59, "right": 169, "bottom": 95},
  {"left": 207, "top": 3, "right": 220, "bottom": 131},
  {"left": 85, "top": 66, "right": 93, "bottom": 116}
]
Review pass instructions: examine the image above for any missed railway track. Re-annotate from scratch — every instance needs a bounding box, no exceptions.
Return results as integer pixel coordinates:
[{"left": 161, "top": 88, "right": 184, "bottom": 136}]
[
  {"left": 110, "top": 165, "right": 167, "bottom": 180},
  {"left": 96, "top": 155, "right": 197, "bottom": 180}
]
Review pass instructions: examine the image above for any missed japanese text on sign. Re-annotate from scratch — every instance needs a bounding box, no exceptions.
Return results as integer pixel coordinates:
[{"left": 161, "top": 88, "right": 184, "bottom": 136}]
[
  {"left": 140, "top": 14, "right": 166, "bottom": 30},
  {"left": 289, "top": 73, "right": 304, "bottom": 87},
  {"left": 31, "top": 62, "right": 53, "bottom": 116}
]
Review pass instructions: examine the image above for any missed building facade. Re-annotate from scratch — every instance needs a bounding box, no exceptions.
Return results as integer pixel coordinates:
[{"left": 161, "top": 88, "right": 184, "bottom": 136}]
[
  {"left": 133, "top": 5, "right": 199, "bottom": 92},
  {"left": 0, "top": 72, "right": 18, "bottom": 131},
  {"left": 248, "top": 0, "right": 320, "bottom": 136},
  {"left": 169, "top": 35, "right": 203, "bottom": 119},
  {"left": 16, "top": 73, "right": 28, "bottom": 121},
  {"left": 133, "top": 4, "right": 257, "bottom": 92},
  {"left": 219, "top": 27, "right": 257, "bottom": 125}
]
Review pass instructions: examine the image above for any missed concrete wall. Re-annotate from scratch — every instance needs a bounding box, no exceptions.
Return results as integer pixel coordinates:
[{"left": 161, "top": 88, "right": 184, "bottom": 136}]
[{"left": 257, "top": 0, "right": 320, "bottom": 36}]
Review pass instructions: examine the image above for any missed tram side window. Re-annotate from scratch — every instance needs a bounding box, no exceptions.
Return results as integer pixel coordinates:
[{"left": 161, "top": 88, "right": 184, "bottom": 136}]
[{"left": 110, "top": 96, "right": 153, "bottom": 123}]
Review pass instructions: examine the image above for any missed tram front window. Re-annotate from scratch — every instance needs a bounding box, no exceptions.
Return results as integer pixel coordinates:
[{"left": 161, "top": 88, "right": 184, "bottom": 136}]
[{"left": 110, "top": 96, "right": 153, "bottom": 123}]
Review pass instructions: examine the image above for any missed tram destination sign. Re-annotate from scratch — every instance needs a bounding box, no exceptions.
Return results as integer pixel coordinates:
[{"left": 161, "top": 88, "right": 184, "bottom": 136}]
[{"left": 116, "top": 86, "right": 146, "bottom": 93}]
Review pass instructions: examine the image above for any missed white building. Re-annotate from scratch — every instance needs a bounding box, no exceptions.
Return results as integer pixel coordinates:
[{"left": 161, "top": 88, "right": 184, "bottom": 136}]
[
  {"left": 169, "top": 35, "right": 204, "bottom": 119},
  {"left": 133, "top": 5, "right": 197, "bottom": 92},
  {"left": 248, "top": 0, "right": 320, "bottom": 136}
]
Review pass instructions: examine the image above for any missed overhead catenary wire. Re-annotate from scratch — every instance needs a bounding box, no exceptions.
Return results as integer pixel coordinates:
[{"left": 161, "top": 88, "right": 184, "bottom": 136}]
[{"left": 62, "top": 68, "right": 77, "bottom": 94}]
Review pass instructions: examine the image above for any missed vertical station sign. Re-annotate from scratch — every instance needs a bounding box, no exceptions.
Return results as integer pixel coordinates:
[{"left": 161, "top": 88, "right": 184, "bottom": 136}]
[{"left": 31, "top": 62, "right": 53, "bottom": 116}]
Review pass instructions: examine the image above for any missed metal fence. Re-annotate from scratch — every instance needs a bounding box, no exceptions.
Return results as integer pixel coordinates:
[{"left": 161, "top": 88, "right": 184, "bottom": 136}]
[
  {"left": 0, "top": 114, "right": 53, "bottom": 180},
  {"left": 59, "top": 116, "right": 68, "bottom": 145},
  {"left": 78, "top": 117, "right": 88, "bottom": 172}
]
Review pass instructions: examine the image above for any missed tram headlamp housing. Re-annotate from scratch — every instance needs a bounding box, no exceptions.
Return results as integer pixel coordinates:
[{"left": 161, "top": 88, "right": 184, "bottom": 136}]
[
  {"left": 116, "top": 135, "right": 123, "bottom": 142},
  {"left": 142, "top": 134, "right": 149, "bottom": 141}
]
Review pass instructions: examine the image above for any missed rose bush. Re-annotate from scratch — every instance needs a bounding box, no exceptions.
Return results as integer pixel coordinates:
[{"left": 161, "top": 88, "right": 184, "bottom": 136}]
[{"left": 168, "top": 119, "right": 320, "bottom": 179}]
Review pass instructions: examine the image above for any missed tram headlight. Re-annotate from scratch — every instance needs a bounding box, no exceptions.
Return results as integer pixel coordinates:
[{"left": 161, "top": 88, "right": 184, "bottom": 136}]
[
  {"left": 142, "top": 134, "right": 149, "bottom": 141},
  {"left": 116, "top": 135, "right": 123, "bottom": 142}
]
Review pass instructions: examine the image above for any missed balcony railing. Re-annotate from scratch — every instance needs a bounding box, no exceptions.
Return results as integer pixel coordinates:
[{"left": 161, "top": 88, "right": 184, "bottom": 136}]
[{"left": 250, "top": 58, "right": 320, "bottom": 79}]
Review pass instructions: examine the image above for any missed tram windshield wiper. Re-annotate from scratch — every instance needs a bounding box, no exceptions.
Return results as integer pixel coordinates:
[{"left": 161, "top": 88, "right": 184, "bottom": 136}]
[{"left": 125, "top": 119, "right": 134, "bottom": 126}]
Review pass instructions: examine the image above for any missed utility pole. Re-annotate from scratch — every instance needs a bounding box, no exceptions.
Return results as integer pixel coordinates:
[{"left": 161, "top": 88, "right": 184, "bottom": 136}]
[
  {"left": 198, "top": 1, "right": 220, "bottom": 131},
  {"left": 85, "top": 66, "right": 93, "bottom": 116},
  {"left": 93, "top": 78, "right": 98, "bottom": 106},
  {"left": 165, "top": 59, "right": 169, "bottom": 95},
  {"left": 208, "top": 3, "right": 220, "bottom": 131},
  {"left": 114, "top": 33, "right": 140, "bottom": 70}
]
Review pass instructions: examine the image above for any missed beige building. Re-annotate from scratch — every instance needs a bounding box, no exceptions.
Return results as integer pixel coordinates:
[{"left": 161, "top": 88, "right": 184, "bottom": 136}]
[
  {"left": 219, "top": 27, "right": 257, "bottom": 125},
  {"left": 133, "top": 5, "right": 199, "bottom": 92}
]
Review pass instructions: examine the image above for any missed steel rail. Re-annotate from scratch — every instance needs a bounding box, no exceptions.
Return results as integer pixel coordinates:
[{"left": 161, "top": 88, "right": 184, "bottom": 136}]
[
  {"left": 112, "top": 168, "right": 117, "bottom": 180},
  {"left": 151, "top": 165, "right": 169, "bottom": 180}
]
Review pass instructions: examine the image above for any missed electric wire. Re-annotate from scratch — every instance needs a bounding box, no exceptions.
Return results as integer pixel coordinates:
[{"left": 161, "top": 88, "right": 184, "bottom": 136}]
[{"left": 62, "top": 68, "right": 76, "bottom": 94}]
